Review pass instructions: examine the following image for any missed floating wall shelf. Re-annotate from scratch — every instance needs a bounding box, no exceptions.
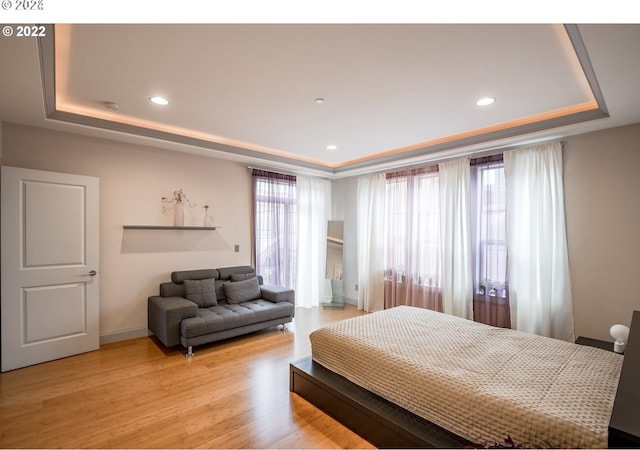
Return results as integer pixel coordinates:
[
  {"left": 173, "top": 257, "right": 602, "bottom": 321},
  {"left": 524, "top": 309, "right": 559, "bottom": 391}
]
[{"left": 123, "top": 225, "right": 219, "bottom": 230}]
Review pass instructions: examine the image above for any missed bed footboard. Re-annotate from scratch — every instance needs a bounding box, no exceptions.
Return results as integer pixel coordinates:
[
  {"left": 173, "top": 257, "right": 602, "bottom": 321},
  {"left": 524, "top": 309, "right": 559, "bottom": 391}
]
[{"left": 290, "top": 356, "right": 470, "bottom": 448}]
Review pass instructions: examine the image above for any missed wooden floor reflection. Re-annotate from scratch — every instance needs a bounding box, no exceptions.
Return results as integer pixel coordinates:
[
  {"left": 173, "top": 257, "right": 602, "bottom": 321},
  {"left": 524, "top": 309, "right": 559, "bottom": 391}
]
[{"left": 0, "top": 304, "right": 374, "bottom": 449}]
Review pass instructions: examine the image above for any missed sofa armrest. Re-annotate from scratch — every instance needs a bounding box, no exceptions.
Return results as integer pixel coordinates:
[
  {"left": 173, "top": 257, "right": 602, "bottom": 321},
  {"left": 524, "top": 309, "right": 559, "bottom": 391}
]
[
  {"left": 148, "top": 296, "right": 198, "bottom": 347},
  {"left": 260, "top": 284, "right": 295, "bottom": 305}
]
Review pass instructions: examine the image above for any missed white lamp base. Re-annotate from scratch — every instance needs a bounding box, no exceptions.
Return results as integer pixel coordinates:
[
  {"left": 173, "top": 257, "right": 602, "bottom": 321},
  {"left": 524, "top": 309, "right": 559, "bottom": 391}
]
[{"left": 614, "top": 341, "right": 626, "bottom": 354}]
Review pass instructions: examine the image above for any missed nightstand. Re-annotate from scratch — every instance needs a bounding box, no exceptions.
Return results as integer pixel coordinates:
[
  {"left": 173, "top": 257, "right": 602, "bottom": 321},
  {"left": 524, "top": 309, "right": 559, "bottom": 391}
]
[{"left": 575, "top": 336, "right": 615, "bottom": 352}]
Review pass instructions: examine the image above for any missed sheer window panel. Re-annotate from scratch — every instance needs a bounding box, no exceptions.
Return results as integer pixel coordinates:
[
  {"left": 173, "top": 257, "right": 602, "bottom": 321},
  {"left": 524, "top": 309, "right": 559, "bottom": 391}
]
[
  {"left": 471, "top": 159, "right": 511, "bottom": 328},
  {"left": 384, "top": 168, "right": 442, "bottom": 311},
  {"left": 252, "top": 170, "right": 297, "bottom": 289}
]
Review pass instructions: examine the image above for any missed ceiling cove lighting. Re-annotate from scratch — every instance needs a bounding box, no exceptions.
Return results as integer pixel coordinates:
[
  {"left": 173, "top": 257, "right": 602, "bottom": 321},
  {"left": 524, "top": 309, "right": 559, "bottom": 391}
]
[
  {"left": 476, "top": 97, "right": 496, "bottom": 106},
  {"left": 150, "top": 96, "right": 169, "bottom": 105}
]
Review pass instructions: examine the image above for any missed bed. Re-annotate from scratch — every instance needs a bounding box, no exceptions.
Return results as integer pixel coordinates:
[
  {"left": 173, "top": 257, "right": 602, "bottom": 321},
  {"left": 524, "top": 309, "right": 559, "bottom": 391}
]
[{"left": 290, "top": 306, "right": 640, "bottom": 448}]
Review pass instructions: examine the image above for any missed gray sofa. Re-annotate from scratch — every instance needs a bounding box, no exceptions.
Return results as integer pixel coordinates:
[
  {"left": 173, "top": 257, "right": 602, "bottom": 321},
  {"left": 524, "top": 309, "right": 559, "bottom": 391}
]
[{"left": 148, "top": 266, "right": 295, "bottom": 356}]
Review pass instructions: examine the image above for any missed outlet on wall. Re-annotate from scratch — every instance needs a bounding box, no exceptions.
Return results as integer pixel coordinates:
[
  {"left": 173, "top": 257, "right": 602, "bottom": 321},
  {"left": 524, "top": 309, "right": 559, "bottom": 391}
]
[{"left": 234, "top": 244, "right": 240, "bottom": 253}]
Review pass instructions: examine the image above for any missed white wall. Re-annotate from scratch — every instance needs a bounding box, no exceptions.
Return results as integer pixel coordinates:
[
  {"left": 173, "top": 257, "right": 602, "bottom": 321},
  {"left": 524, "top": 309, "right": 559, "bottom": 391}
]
[{"left": 2, "top": 122, "right": 252, "bottom": 342}]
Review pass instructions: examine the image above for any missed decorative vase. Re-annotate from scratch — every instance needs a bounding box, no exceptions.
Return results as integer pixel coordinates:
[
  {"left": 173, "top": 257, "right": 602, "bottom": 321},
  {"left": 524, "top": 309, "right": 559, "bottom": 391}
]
[
  {"left": 203, "top": 212, "right": 210, "bottom": 227},
  {"left": 173, "top": 201, "right": 184, "bottom": 226}
]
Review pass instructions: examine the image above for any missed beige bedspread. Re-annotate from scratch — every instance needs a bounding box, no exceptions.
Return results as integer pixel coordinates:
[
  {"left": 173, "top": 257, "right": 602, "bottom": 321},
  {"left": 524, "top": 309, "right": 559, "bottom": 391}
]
[{"left": 310, "top": 306, "right": 623, "bottom": 448}]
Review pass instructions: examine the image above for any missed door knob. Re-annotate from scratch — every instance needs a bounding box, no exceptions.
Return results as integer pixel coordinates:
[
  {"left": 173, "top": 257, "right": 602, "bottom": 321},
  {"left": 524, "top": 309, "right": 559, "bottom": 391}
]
[{"left": 84, "top": 270, "right": 97, "bottom": 276}]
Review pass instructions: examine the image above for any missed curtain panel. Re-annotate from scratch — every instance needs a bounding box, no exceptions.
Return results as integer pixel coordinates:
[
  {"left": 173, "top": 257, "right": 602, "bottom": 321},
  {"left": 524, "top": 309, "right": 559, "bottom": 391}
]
[
  {"left": 504, "top": 141, "right": 575, "bottom": 342},
  {"left": 295, "top": 175, "right": 332, "bottom": 308},
  {"left": 356, "top": 173, "right": 386, "bottom": 312},
  {"left": 384, "top": 167, "right": 442, "bottom": 311},
  {"left": 252, "top": 169, "right": 297, "bottom": 289},
  {"left": 439, "top": 158, "right": 473, "bottom": 320}
]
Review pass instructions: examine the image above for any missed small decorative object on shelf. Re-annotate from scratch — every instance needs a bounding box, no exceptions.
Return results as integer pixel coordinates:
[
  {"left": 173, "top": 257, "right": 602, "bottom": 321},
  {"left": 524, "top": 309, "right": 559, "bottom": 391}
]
[
  {"left": 202, "top": 204, "right": 211, "bottom": 227},
  {"left": 162, "top": 189, "right": 196, "bottom": 227}
]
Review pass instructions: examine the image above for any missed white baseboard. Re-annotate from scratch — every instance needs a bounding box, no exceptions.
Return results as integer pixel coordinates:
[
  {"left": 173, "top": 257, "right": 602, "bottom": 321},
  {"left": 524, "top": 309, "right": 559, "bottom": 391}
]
[{"left": 100, "top": 326, "right": 150, "bottom": 345}]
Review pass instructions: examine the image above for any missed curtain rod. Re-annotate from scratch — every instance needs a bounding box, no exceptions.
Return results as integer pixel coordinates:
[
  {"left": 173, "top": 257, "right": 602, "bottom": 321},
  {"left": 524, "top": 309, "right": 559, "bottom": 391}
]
[
  {"left": 247, "top": 139, "right": 568, "bottom": 179},
  {"left": 247, "top": 165, "right": 297, "bottom": 176},
  {"left": 247, "top": 165, "right": 333, "bottom": 181},
  {"left": 368, "top": 138, "right": 569, "bottom": 176}
]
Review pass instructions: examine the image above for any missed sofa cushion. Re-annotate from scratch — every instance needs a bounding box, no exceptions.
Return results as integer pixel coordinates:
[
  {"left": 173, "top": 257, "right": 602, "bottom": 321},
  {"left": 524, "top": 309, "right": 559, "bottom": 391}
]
[
  {"left": 223, "top": 277, "right": 261, "bottom": 304},
  {"left": 231, "top": 272, "right": 256, "bottom": 282},
  {"left": 260, "top": 284, "right": 294, "bottom": 303},
  {"left": 172, "top": 269, "right": 218, "bottom": 284},
  {"left": 216, "top": 266, "right": 256, "bottom": 280},
  {"left": 184, "top": 278, "right": 217, "bottom": 307},
  {"left": 159, "top": 282, "right": 185, "bottom": 298},
  {"left": 215, "top": 280, "right": 228, "bottom": 302},
  {"left": 180, "top": 300, "right": 295, "bottom": 338}
]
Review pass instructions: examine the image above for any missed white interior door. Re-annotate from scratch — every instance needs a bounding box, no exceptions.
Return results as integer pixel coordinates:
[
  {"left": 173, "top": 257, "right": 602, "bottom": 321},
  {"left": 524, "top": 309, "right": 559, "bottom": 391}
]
[{"left": 1, "top": 166, "right": 99, "bottom": 372}]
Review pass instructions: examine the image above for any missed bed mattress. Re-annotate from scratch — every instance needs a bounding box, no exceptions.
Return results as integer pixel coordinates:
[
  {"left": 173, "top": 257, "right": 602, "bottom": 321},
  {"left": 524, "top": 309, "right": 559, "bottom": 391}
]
[{"left": 310, "top": 306, "right": 623, "bottom": 448}]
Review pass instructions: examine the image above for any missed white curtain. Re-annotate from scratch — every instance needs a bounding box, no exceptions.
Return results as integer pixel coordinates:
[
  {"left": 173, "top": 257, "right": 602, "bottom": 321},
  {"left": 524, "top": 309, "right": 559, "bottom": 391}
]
[
  {"left": 384, "top": 168, "right": 442, "bottom": 311},
  {"left": 439, "top": 158, "right": 473, "bottom": 320},
  {"left": 504, "top": 141, "right": 575, "bottom": 341},
  {"left": 357, "top": 173, "right": 386, "bottom": 312},
  {"left": 295, "top": 175, "right": 332, "bottom": 308}
]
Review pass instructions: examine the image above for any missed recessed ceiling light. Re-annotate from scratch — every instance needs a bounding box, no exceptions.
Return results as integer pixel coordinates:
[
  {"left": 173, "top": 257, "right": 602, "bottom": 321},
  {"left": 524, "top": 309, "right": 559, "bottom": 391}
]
[
  {"left": 150, "top": 96, "right": 169, "bottom": 106},
  {"left": 476, "top": 97, "right": 495, "bottom": 106},
  {"left": 103, "top": 101, "right": 120, "bottom": 111},
  {"left": 315, "top": 98, "right": 325, "bottom": 104},
  {"left": 327, "top": 145, "right": 337, "bottom": 151}
]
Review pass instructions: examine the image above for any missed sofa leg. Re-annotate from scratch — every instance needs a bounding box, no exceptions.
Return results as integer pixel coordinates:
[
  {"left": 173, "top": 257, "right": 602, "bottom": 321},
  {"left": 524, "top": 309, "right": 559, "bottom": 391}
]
[
  {"left": 186, "top": 345, "right": 195, "bottom": 357},
  {"left": 281, "top": 323, "right": 287, "bottom": 331}
]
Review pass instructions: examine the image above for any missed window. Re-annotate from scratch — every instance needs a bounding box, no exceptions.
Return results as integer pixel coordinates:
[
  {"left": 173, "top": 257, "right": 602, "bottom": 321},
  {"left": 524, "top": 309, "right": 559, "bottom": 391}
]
[
  {"left": 471, "top": 157, "right": 510, "bottom": 327},
  {"left": 252, "top": 170, "right": 297, "bottom": 288},
  {"left": 384, "top": 167, "right": 442, "bottom": 310}
]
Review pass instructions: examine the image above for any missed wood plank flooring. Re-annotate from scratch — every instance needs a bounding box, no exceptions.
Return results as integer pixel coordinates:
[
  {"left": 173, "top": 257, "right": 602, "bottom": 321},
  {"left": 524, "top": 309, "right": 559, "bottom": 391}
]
[{"left": 0, "top": 305, "right": 375, "bottom": 449}]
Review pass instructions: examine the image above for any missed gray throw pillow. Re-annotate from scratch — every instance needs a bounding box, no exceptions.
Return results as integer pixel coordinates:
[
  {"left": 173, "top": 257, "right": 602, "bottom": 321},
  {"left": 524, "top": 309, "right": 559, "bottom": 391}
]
[
  {"left": 231, "top": 272, "right": 256, "bottom": 282},
  {"left": 223, "top": 277, "right": 261, "bottom": 304},
  {"left": 215, "top": 280, "right": 228, "bottom": 302},
  {"left": 184, "top": 278, "right": 217, "bottom": 307}
]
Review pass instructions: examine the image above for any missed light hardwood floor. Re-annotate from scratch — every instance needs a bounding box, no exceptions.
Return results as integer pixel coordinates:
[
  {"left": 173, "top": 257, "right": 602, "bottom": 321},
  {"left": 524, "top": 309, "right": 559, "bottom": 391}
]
[{"left": 0, "top": 305, "right": 375, "bottom": 449}]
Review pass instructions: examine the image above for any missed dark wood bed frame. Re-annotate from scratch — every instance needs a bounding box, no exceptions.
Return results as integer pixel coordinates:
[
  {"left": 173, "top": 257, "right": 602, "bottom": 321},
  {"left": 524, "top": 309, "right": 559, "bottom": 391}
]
[{"left": 290, "top": 310, "right": 640, "bottom": 448}]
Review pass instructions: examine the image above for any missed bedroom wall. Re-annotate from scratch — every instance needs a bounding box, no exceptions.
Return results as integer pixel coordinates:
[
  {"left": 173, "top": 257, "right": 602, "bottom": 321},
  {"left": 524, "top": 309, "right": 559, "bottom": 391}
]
[
  {"left": 334, "top": 122, "right": 640, "bottom": 342},
  {"left": 564, "top": 122, "right": 640, "bottom": 341},
  {"left": 1, "top": 122, "right": 252, "bottom": 343},
  {"left": 3, "top": 120, "right": 638, "bottom": 344}
]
